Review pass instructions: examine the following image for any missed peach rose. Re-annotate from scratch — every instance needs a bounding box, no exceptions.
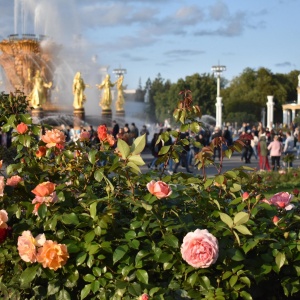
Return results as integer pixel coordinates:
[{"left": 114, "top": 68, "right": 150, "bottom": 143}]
[
  {"left": 269, "top": 192, "right": 293, "bottom": 209},
  {"left": 32, "top": 192, "right": 58, "bottom": 215},
  {"left": 16, "top": 122, "right": 28, "bottom": 134},
  {"left": 146, "top": 180, "right": 172, "bottom": 199},
  {"left": 36, "top": 240, "right": 69, "bottom": 270},
  {"left": 41, "top": 129, "right": 66, "bottom": 148},
  {"left": 181, "top": 229, "right": 219, "bottom": 268},
  {"left": 242, "top": 192, "right": 249, "bottom": 200},
  {"left": 36, "top": 146, "right": 47, "bottom": 158},
  {"left": 32, "top": 181, "right": 56, "bottom": 197},
  {"left": 0, "top": 210, "right": 8, "bottom": 229},
  {"left": 0, "top": 176, "right": 4, "bottom": 197},
  {"left": 6, "top": 175, "right": 23, "bottom": 187},
  {"left": 17, "top": 231, "right": 46, "bottom": 263},
  {"left": 106, "top": 134, "right": 116, "bottom": 147}
]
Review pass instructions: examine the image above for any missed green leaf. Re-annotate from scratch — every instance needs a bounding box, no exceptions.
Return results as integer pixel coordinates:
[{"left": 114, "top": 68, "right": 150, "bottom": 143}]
[
  {"left": 275, "top": 252, "right": 286, "bottom": 270},
  {"left": 222, "top": 271, "right": 232, "bottom": 280},
  {"left": 190, "top": 121, "right": 200, "bottom": 133},
  {"left": 128, "top": 154, "right": 145, "bottom": 166},
  {"left": 228, "top": 249, "right": 245, "bottom": 261},
  {"left": 117, "top": 138, "right": 130, "bottom": 159},
  {"left": 199, "top": 276, "right": 211, "bottom": 291},
  {"left": 20, "top": 265, "right": 39, "bottom": 288},
  {"left": 219, "top": 212, "right": 233, "bottom": 228},
  {"left": 76, "top": 252, "right": 87, "bottom": 266},
  {"left": 94, "top": 169, "right": 104, "bottom": 182},
  {"left": 20, "top": 113, "right": 32, "bottom": 124},
  {"left": 113, "top": 245, "right": 129, "bottom": 264},
  {"left": 62, "top": 213, "right": 80, "bottom": 225},
  {"left": 38, "top": 203, "right": 47, "bottom": 219},
  {"left": 234, "top": 225, "right": 252, "bottom": 235},
  {"left": 136, "top": 269, "right": 149, "bottom": 284},
  {"left": 164, "top": 234, "right": 179, "bottom": 248},
  {"left": 131, "top": 134, "right": 146, "bottom": 155},
  {"left": 230, "top": 183, "right": 242, "bottom": 192},
  {"left": 240, "top": 276, "right": 251, "bottom": 288},
  {"left": 233, "top": 230, "right": 241, "bottom": 246},
  {"left": 84, "top": 231, "right": 95, "bottom": 243},
  {"left": 64, "top": 150, "right": 75, "bottom": 159},
  {"left": 57, "top": 290, "right": 71, "bottom": 300},
  {"left": 240, "top": 291, "right": 253, "bottom": 300},
  {"left": 234, "top": 212, "right": 249, "bottom": 226},
  {"left": 88, "top": 149, "right": 97, "bottom": 164},
  {"left": 83, "top": 274, "right": 95, "bottom": 282},
  {"left": 158, "top": 145, "right": 171, "bottom": 155},
  {"left": 90, "top": 202, "right": 97, "bottom": 219},
  {"left": 229, "top": 275, "right": 238, "bottom": 287},
  {"left": 80, "top": 284, "right": 91, "bottom": 300},
  {"left": 127, "top": 161, "right": 141, "bottom": 173},
  {"left": 187, "top": 273, "right": 198, "bottom": 287}
]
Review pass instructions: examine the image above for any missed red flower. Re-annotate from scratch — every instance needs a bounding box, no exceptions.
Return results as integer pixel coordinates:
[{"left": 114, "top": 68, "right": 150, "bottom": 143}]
[
  {"left": 16, "top": 122, "right": 28, "bottom": 134},
  {"left": 97, "top": 125, "right": 107, "bottom": 141},
  {"left": 0, "top": 227, "right": 9, "bottom": 243},
  {"left": 36, "top": 146, "right": 47, "bottom": 158},
  {"left": 293, "top": 188, "right": 299, "bottom": 197}
]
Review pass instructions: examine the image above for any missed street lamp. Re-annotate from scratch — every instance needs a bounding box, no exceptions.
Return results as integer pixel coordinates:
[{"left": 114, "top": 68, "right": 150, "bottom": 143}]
[
  {"left": 112, "top": 67, "right": 127, "bottom": 78},
  {"left": 211, "top": 64, "right": 226, "bottom": 128}
]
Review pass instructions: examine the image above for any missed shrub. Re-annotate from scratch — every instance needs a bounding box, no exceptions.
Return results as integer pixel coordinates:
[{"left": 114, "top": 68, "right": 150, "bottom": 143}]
[{"left": 0, "top": 91, "right": 299, "bottom": 299}]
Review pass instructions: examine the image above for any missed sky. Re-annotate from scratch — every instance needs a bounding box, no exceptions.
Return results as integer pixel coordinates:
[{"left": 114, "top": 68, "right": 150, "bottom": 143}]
[{"left": 0, "top": 0, "right": 299, "bottom": 91}]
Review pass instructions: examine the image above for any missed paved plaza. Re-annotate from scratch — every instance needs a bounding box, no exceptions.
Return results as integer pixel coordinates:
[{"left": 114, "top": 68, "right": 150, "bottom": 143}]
[{"left": 141, "top": 148, "right": 300, "bottom": 177}]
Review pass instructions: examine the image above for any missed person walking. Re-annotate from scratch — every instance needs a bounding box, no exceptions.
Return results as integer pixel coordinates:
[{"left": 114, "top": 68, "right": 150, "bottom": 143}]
[
  {"left": 267, "top": 135, "right": 283, "bottom": 171},
  {"left": 258, "top": 135, "right": 270, "bottom": 171}
]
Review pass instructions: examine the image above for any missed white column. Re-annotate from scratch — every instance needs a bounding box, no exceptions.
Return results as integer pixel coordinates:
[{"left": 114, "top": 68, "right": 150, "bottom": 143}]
[
  {"left": 292, "top": 109, "right": 296, "bottom": 122},
  {"left": 215, "top": 96, "right": 222, "bottom": 128},
  {"left": 283, "top": 109, "right": 288, "bottom": 126},
  {"left": 266, "top": 95, "right": 274, "bottom": 129}
]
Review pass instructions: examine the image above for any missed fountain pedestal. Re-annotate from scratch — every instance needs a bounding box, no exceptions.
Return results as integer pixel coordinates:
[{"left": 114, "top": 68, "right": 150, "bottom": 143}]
[
  {"left": 31, "top": 107, "right": 44, "bottom": 119},
  {"left": 116, "top": 110, "right": 125, "bottom": 117},
  {"left": 74, "top": 108, "right": 85, "bottom": 129}
]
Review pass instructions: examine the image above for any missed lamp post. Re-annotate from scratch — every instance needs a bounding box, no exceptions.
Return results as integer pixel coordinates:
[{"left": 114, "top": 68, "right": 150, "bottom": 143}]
[
  {"left": 112, "top": 67, "right": 127, "bottom": 79},
  {"left": 211, "top": 64, "right": 226, "bottom": 128}
]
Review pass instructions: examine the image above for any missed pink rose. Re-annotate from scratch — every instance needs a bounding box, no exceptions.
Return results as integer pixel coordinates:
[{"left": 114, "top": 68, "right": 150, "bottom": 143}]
[
  {"left": 41, "top": 129, "right": 66, "bottom": 148},
  {"left": 17, "top": 231, "right": 46, "bottom": 263},
  {"left": 6, "top": 175, "right": 23, "bottom": 187},
  {"left": 242, "top": 192, "right": 249, "bottom": 200},
  {"left": 273, "top": 216, "right": 279, "bottom": 224},
  {"left": 181, "top": 229, "right": 219, "bottom": 268},
  {"left": 269, "top": 192, "right": 293, "bottom": 209},
  {"left": 146, "top": 180, "right": 172, "bottom": 199},
  {"left": 140, "top": 294, "right": 149, "bottom": 300},
  {"left": 0, "top": 210, "right": 8, "bottom": 229},
  {"left": 0, "top": 176, "right": 4, "bottom": 197}
]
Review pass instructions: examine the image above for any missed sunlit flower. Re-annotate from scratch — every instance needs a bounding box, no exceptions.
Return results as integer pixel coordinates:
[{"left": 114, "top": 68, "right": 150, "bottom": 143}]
[
  {"left": 6, "top": 175, "right": 23, "bottom": 187},
  {"left": 80, "top": 131, "right": 90, "bottom": 141},
  {"left": 36, "top": 240, "right": 69, "bottom": 270},
  {"left": 41, "top": 129, "right": 65, "bottom": 148},
  {"left": 97, "top": 125, "right": 107, "bottom": 141},
  {"left": 16, "top": 122, "right": 28, "bottom": 134},
  {"left": 0, "top": 176, "right": 4, "bottom": 197},
  {"left": 147, "top": 180, "right": 172, "bottom": 199},
  {"left": 32, "top": 181, "right": 56, "bottom": 197},
  {"left": 36, "top": 146, "right": 47, "bottom": 158},
  {"left": 17, "top": 231, "right": 46, "bottom": 263},
  {"left": 181, "top": 229, "right": 218, "bottom": 268},
  {"left": 0, "top": 210, "right": 8, "bottom": 229}
]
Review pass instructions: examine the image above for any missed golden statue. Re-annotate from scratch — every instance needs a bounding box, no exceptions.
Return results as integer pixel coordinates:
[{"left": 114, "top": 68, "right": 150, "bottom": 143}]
[
  {"left": 115, "top": 75, "right": 125, "bottom": 111},
  {"left": 27, "top": 69, "right": 52, "bottom": 108},
  {"left": 96, "top": 74, "right": 115, "bottom": 110},
  {"left": 72, "top": 72, "right": 87, "bottom": 109}
]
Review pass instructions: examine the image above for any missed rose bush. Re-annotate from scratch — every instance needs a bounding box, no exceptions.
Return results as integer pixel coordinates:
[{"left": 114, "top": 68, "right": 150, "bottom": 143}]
[{"left": 0, "top": 92, "right": 299, "bottom": 299}]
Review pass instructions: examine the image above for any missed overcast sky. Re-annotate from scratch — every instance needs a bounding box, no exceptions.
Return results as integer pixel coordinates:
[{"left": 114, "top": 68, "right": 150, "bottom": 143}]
[{"left": 0, "top": 0, "right": 299, "bottom": 90}]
